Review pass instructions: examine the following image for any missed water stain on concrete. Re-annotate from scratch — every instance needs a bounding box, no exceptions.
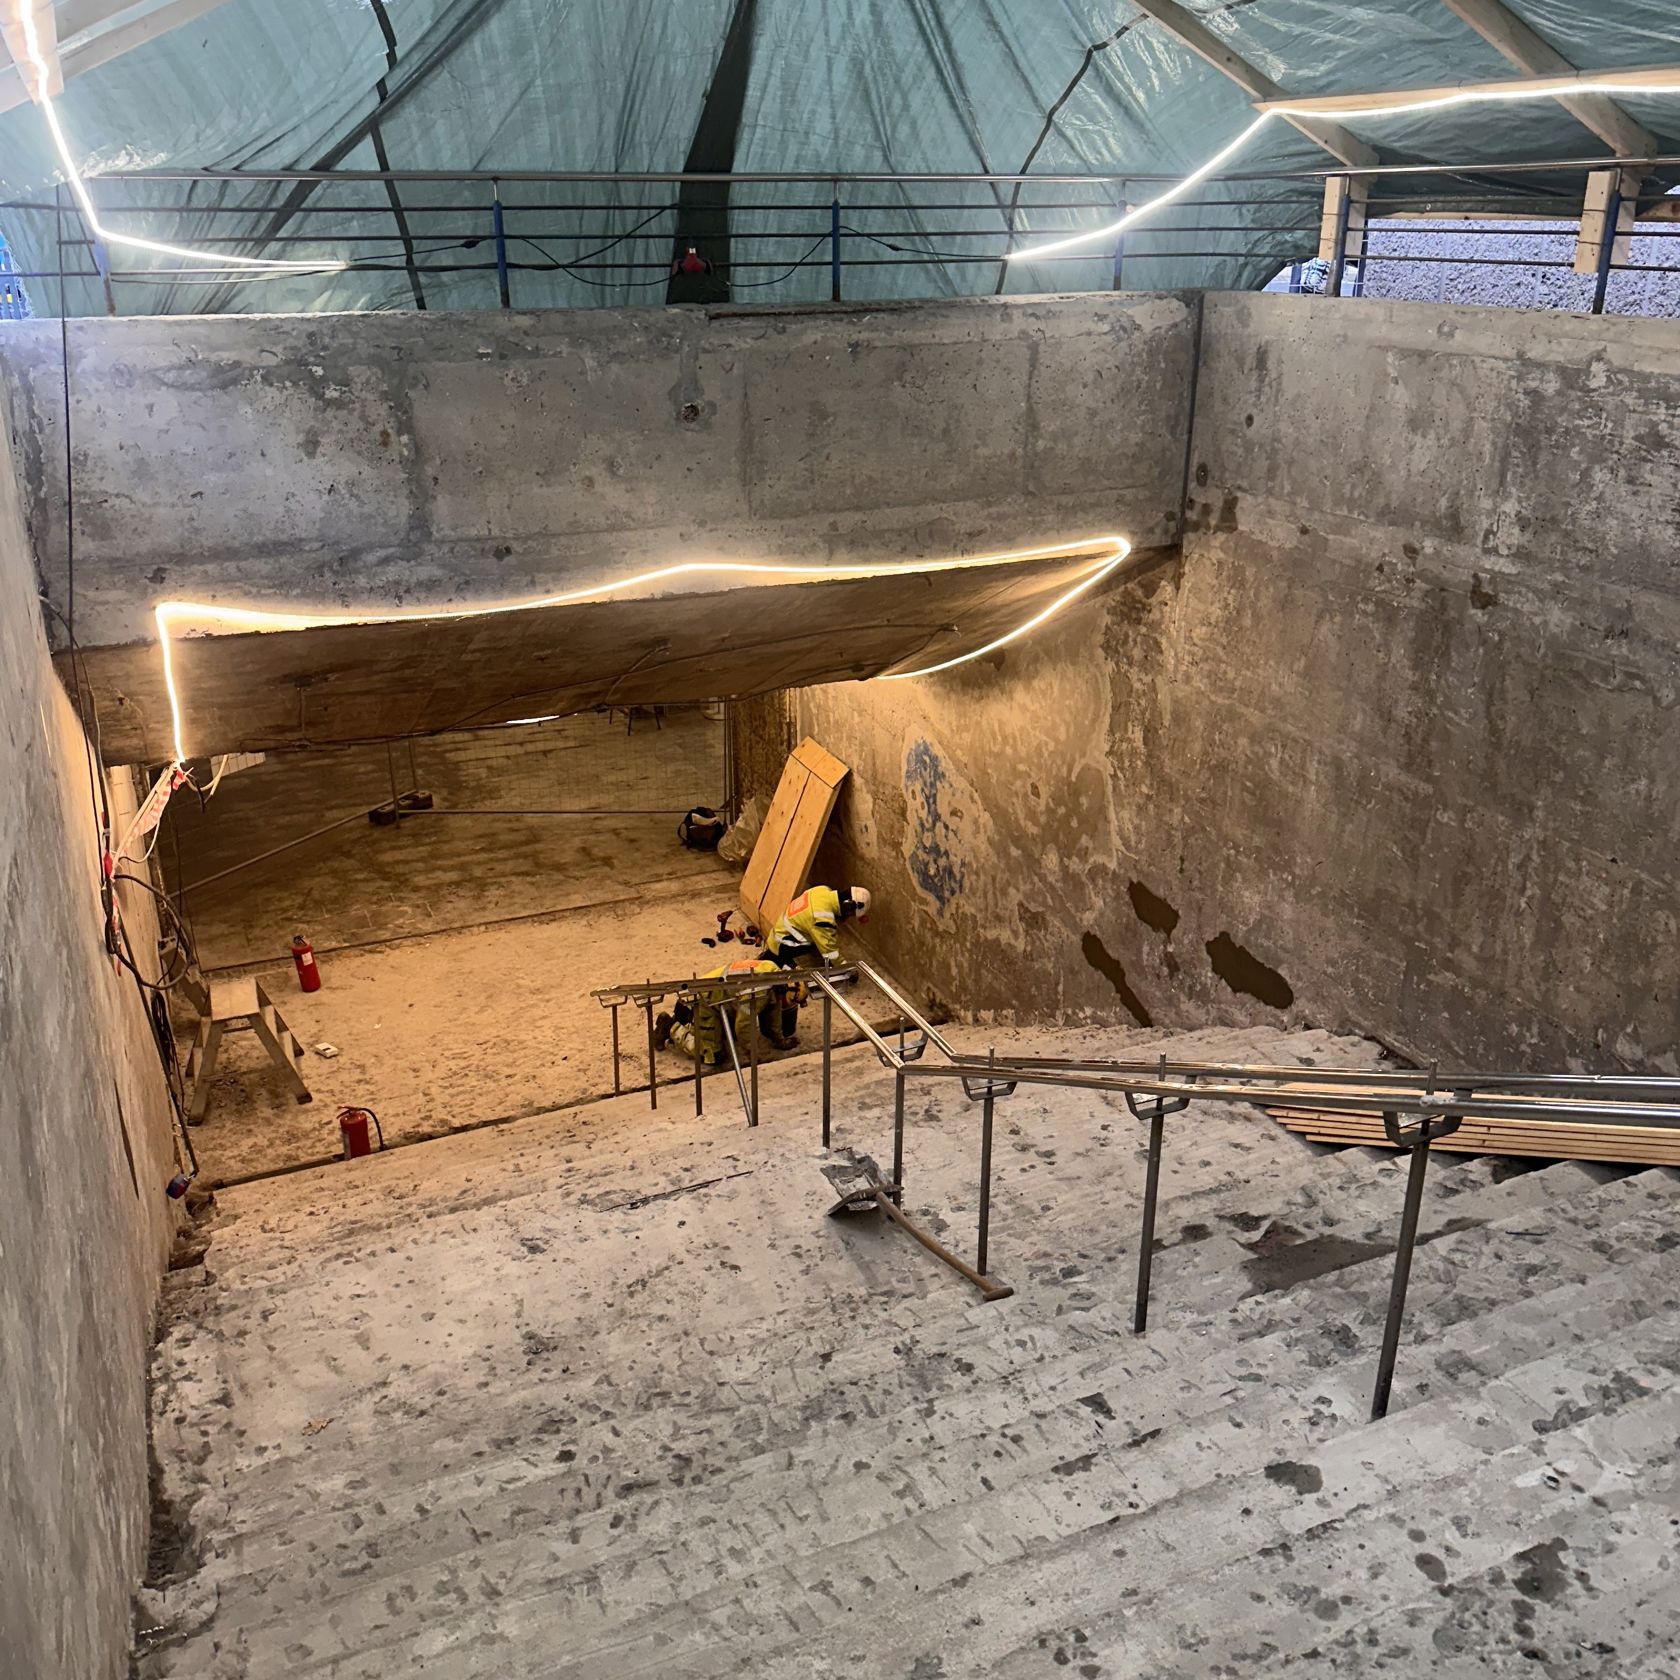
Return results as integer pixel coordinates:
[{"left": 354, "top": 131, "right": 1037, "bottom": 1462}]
[
  {"left": 1512, "top": 1538, "right": 1571, "bottom": 1603},
  {"left": 1239, "top": 1219, "right": 1391, "bottom": 1293},
  {"left": 1206, "top": 933, "right": 1295, "bottom": 1009},
  {"left": 1127, "top": 880, "right": 1179, "bottom": 937},
  {"left": 1081, "top": 932, "right": 1153, "bottom": 1028},
  {"left": 1263, "top": 1460, "right": 1324, "bottom": 1495},
  {"left": 1470, "top": 572, "right": 1499, "bottom": 611}
]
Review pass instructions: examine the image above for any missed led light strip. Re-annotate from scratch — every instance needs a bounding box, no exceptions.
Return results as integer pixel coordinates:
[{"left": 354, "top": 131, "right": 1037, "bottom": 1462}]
[
  {"left": 153, "top": 535, "right": 1134, "bottom": 764},
  {"left": 11, "top": 0, "right": 343, "bottom": 272},
  {"left": 1007, "top": 79, "right": 1680, "bottom": 264}
]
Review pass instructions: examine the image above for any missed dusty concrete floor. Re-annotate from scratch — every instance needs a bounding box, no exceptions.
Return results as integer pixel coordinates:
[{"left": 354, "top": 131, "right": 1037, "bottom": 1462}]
[
  {"left": 183, "top": 876, "right": 906, "bottom": 1184},
  {"left": 164, "top": 706, "right": 725, "bottom": 965},
  {"left": 140, "top": 1019, "right": 1680, "bottom": 1679}
]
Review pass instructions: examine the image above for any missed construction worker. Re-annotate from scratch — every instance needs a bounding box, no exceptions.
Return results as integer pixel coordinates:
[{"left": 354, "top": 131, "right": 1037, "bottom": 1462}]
[
  {"left": 655, "top": 957, "right": 795, "bottom": 1067},
  {"left": 764, "top": 884, "right": 872, "bottom": 970},
  {"left": 759, "top": 885, "right": 871, "bottom": 1043}
]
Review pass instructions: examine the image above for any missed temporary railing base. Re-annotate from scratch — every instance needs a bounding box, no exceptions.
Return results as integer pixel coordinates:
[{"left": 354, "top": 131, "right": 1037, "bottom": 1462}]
[{"left": 598, "top": 965, "right": 1680, "bottom": 1414}]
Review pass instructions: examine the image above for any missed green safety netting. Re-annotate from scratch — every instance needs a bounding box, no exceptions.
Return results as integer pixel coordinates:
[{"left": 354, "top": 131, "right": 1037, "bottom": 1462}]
[{"left": 1, "top": 0, "right": 1677, "bottom": 315}]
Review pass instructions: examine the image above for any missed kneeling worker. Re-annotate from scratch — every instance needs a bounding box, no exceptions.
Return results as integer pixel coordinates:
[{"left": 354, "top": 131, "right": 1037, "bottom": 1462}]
[
  {"left": 765, "top": 884, "right": 872, "bottom": 970},
  {"left": 761, "top": 884, "right": 872, "bottom": 1043},
  {"left": 656, "top": 957, "right": 794, "bottom": 1067}
]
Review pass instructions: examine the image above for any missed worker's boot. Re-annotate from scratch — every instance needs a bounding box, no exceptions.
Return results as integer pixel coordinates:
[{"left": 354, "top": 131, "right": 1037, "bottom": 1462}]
[
  {"left": 760, "top": 999, "right": 799, "bottom": 1049},
  {"left": 653, "top": 1011, "right": 673, "bottom": 1049}
]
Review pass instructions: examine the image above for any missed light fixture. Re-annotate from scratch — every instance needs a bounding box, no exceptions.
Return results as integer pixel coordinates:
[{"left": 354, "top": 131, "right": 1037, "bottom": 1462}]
[
  {"left": 153, "top": 536, "right": 1132, "bottom": 765},
  {"left": 10, "top": 0, "right": 345, "bottom": 273},
  {"left": 1007, "top": 79, "right": 1680, "bottom": 264}
]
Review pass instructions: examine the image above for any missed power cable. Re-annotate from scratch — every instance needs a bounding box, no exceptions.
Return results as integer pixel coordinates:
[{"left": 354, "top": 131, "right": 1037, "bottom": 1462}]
[
  {"left": 840, "top": 223, "right": 988, "bottom": 264},
  {"left": 721, "top": 234, "right": 831, "bottom": 288}
]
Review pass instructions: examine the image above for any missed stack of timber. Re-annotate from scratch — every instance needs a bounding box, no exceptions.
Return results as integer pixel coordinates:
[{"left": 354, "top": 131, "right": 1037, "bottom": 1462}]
[{"left": 1265, "top": 1082, "right": 1680, "bottom": 1166}]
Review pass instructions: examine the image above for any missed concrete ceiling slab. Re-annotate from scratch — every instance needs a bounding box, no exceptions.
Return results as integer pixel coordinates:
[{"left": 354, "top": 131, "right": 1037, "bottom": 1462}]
[{"left": 67, "top": 542, "right": 1137, "bottom": 764}]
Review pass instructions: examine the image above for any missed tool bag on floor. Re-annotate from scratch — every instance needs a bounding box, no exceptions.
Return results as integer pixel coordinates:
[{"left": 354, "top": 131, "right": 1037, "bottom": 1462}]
[{"left": 677, "top": 806, "right": 727, "bottom": 850}]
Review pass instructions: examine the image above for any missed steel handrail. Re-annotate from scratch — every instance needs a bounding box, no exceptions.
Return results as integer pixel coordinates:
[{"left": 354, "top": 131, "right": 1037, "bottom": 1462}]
[
  {"left": 87, "top": 152, "right": 1680, "bottom": 184},
  {"left": 894, "top": 1057, "right": 1680, "bottom": 1132},
  {"left": 977, "top": 1054, "right": 1680, "bottom": 1098}
]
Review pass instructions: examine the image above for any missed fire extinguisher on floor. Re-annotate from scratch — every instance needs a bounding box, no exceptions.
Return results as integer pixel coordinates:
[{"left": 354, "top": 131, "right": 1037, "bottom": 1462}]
[
  {"left": 291, "top": 934, "right": 322, "bottom": 993},
  {"left": 338, "top": 1107, "right": 384, "bottom": 1160}
]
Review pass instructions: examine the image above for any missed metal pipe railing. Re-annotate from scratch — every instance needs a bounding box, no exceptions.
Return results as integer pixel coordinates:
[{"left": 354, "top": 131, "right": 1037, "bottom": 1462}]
[
  {"left": 884, "top": 1043, "right": 1680, "bottom": 1416},
  {"left": 82, "top": 153, "right": 1680, "bottom": 183}
]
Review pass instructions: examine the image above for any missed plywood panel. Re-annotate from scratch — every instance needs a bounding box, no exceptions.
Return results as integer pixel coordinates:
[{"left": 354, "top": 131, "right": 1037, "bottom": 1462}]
[
  {"left": 740, "top": 737, "right": 849, "bottom": 933},
  {"left": 741, "top": 754, "right": 810, "bottom": 925}
]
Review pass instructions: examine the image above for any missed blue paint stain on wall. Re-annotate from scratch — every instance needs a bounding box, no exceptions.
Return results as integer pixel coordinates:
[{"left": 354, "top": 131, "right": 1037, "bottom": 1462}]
[{"left": 904, "top": 739, "right": 966, "bottom": 911}]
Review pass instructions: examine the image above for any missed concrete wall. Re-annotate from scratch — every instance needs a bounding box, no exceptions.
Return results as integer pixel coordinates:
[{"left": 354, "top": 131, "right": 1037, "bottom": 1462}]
[
  {"left": 0, "top": 424, "right": 180, "bottom": 1676},
  {"left": 0, "top": 293, "right": 1195, "bottom": 649},
  {"left": 793, "top": 293, "right": 1680, "bottom": 1073}
]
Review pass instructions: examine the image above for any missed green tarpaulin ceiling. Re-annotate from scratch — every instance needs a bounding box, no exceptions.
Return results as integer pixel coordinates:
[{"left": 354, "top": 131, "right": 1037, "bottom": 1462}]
[{"left": 1, "top": 0, "right": 1677, "bottom": 315}]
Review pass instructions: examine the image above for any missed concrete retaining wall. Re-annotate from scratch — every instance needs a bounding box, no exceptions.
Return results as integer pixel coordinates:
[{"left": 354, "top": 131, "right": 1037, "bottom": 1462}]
[
  {"left": 0, "top": 425, "right": 180, "bottom": 1678},
  {"left": 0, "top": 293, "right": 1194, "bottom": 648},
  {"left": 795, "top": 293, "right": 1680, "bottom": 1073}
]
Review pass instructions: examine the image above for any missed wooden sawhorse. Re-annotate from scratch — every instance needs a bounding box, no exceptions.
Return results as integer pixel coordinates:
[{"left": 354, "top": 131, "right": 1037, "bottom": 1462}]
[{"left": 186, "top": 978, "right": 313, "bottom": 1122}]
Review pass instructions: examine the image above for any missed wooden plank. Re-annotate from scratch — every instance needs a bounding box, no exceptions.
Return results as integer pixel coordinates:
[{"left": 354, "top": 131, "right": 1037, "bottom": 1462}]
[
  {"left": 1253, "top": 63, "right": 1680, "bottom": 117},
  {"left": 1125, "top": 0, "right": 1379, "bottom": 169},
  {"left": 1269, "top": 1102, "right": 1680, "bottom": 1139},
  {"left": 794, "top": 737, "right": 848, "bottom": 789},
  {"left": 739, "top": 737, "right": 850, "bottom": 932},
  {"left": 209, "top": 977, "right": 261, "bottom": 1022},
  {"left": 1437, "top": 0, "right": 1657, "bottom": 159},
  {"left": 1264, "top": 1105, "right": 1680, "bottom": 1166},
  {"left": 760, "top": 773, "right": 845, "bottom": 935},
  {"left": 740, "top": 756, "right": 811, "bottom": 928}
]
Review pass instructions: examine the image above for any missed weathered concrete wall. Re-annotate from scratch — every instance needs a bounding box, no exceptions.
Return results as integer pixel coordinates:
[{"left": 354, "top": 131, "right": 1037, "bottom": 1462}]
[
  {"left": 795, "top": 293, "right": 1680, "bottom": 1072},
  {"left": 0, "top": 420, "right": 181, "bottom": 1677},
  {"left": 0, "top": 293, "right": 1194, "bottom": 649}
]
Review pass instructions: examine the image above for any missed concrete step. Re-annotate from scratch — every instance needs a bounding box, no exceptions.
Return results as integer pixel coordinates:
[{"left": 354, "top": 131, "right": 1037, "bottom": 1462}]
[
  {"left": 148, "top": 1186, "right": 1680, "bottom": 1679},
  {"left": 206, "top": 1023, "right": 1381, "bottom": 1246},
  {"left": 244, "top": 1307, "right": 1680, "bottom": 1680},
  {"left": 733, "top": 1332, "right": 1680, "bottom": 1680},
  {"left": 1262, "top": 1475, "right": 1680, "bottom": 1679},
  {"left": 983, "top": 1374, "right": 1680, "bottom": 1680},
  {"left": 178, "top": 1220, "right": 1680, "bottom": 1678},
  {"left": 160, "top": 1161, "right": 1675, "bottom": 1572}
]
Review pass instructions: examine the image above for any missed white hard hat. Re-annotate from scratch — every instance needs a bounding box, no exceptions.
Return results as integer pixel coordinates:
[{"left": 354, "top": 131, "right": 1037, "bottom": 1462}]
[{"left": 848, "top": 886, "right": 872, "bottom": 923}]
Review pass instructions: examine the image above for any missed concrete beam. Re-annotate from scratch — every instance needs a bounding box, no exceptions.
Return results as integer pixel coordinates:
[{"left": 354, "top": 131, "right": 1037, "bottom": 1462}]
[
  {"left": 0, "top": 295, "right": 1194, "bottom": 653},
  {"left": 1124, "top": 0, "right": 1380, "bottom": 171},
  {"left": 70, "top": 547, "right": 1144, "bottom": 761},
  {"left": 1437, "top": 0, "right": 1658, "bottom": 160}
]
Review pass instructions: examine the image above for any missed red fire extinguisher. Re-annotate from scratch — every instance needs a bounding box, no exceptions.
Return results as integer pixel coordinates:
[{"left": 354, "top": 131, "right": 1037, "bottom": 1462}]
[
  {"left": 338, "top": 1107, "right": 384, "bottom": 1160},
  {"left": 291, "top": 934, "right": 321, "bottom": 992}
]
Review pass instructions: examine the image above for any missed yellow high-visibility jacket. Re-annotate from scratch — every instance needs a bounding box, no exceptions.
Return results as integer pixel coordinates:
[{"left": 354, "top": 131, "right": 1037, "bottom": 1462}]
[{"left": 766, "top": 886, "right": 842, "bottom": 963}]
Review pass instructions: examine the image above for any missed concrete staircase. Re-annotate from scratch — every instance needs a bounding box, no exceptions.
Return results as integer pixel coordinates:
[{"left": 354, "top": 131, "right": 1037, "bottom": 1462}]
[{"left": 135, "top": 1023, "right": 1680, "bottom": 1679}]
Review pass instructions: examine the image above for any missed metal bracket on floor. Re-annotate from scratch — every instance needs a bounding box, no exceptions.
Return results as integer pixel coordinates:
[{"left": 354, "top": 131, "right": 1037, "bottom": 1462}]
[
  {"left": 823, "top": 1150, "right": 1013, "bottom": 1304},
  {"left": 1128, "top": 1057, "right": 1194, "bottom": 1335},
  {"left": 1370, "top": 1089, "right": 1467, "bottom": 1421}
]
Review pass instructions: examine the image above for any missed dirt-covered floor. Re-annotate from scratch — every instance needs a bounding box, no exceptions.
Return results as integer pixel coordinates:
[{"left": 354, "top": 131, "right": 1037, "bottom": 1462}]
[{"left": 181, "top": 869, "right": 906, "bottom": 1184}]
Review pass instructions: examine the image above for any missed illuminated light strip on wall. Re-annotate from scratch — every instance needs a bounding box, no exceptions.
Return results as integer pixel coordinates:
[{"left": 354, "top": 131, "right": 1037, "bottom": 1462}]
[
  {"left": 1006, "top": 79, "right": 1680, "bottom": 264},
  {"left": 10, "top": 0, "right": 344, "bottom": 272},
  {"left": 152, "top": 535, "right": 1134, "bottom": 765}
]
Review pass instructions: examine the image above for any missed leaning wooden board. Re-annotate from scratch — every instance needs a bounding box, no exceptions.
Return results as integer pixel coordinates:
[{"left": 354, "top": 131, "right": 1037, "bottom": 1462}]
[{"left": 741, "top": 738, "right": 850, "bottom": 933}]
